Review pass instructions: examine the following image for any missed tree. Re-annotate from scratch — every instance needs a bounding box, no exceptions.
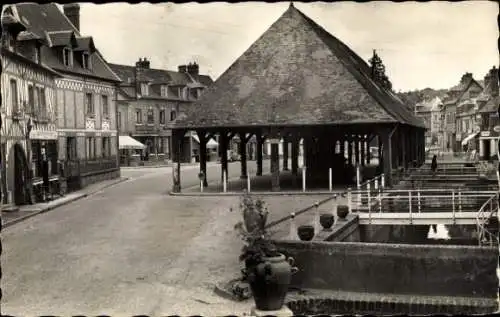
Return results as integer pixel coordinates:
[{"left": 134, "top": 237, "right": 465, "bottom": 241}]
[{"left": 369, "top": 49, "right": 393, "bottom": 92}]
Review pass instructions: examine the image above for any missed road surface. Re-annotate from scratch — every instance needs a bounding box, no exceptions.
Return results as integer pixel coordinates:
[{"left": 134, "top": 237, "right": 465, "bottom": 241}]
[{"left": 2, "top": 161, "right": 271, "bottom": 315}]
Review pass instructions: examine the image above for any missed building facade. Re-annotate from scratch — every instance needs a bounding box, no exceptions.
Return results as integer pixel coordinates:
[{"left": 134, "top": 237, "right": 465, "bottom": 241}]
[
  {"left": 477, "top": 66, "right": 500, "bottom": 160},
  {"left": 109, "top": 58, "right": 213, "bottom": 165},
  {"left": 14, "top": 3, "right": 122, "bottom": 192},
  {"left": 442, "top": 72, "right": 483, "bottom": 152},
  {"left": 1, "top": 6, "right": 61, "bottom": 207},
  {"left": 415, "top": 96, "right": 444, "bottom": 149}
]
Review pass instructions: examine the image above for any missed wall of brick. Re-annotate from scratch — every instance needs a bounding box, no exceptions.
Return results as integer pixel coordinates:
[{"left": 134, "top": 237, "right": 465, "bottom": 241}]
[
  {"left": 286, "top": 295, "right": 498, "bottom": 315},
  {"left": 274, "top": 240, "right": 498, "bottom": 299}
]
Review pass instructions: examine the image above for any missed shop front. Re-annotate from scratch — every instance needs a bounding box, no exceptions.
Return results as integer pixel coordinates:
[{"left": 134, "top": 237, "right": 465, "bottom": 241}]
[{"left": 29, "top": 130, "right": 59, "bottom": 202}]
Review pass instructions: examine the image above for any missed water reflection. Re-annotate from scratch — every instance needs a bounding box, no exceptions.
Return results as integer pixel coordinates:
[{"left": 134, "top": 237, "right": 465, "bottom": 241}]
[{"left": 427, "top": 224, "right": 450, "bottom": 240}]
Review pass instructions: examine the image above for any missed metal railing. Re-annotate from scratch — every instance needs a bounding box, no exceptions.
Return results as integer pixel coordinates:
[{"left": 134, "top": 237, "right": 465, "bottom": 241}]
[
  {"left": 348, "top": 187, "right": 496, "bottom": 217},
  {"left": 475, "top": 193, "right": 499, "bottom": 246}
]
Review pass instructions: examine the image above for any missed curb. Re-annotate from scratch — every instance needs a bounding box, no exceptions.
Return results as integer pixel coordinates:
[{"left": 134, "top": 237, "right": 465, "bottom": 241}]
[
  {"left": 120, "top": 162, "right": 221, "bottom": 169},
  {"left": 2, "top": 177, "right": 129, "bottom": 229},
  {"left": 168, "top": 190, "right": 344, "bottom": 196}
]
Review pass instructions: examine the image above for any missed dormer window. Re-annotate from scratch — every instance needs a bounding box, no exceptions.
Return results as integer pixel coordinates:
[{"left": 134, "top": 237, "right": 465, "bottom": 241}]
[
  {"left": 140, "top": 83, "right": 149, "bottom": 96},
  {"left": 63, "top": 47, "right": 72, "bottom": 67},
  {"left": 34, "top": 45, "right": 41, "bottom": 64},
  {"left": 191, "top": 88, "right": 199, "bottom": 99},
  {"left": 82, "top": 52, "right": 91, "bottom": 69},
  {"left": 2, "top": 32, "right": 16, "bottom": 51},
  {"left": 160, "top": 85, "right": 168, "bottom": 97}
]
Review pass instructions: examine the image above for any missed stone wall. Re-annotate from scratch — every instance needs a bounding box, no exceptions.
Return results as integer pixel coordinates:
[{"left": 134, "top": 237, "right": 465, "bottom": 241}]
[{"left": 274, "top": 240, "right": 498, "bottom": 299}]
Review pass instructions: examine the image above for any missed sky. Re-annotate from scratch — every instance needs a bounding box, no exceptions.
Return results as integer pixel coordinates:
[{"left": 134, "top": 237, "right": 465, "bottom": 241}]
[{"left": 75, "top": 1, "right": 498, "bottom": 92}]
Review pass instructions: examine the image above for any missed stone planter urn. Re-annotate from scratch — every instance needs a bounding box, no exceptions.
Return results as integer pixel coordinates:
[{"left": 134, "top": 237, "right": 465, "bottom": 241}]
[
  {"left": 245, "top": 254, "right": 298, "bottom": 311},
  {"left": 337, "top": 205, "right": 349, "bottom": 220},
  {"left": 297, "top": 225, "right": 315, "bottom": 241},
  {"left": 319, "top": 213, "right": 334, "bottom": 230}
]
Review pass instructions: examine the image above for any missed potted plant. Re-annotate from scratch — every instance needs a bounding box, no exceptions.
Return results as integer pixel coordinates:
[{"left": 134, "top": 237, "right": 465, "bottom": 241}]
[
  {"left": 297, "top": 225, "right": 315, "bottom": 240},
  {"left": 319, "top": 213, "right": 334, "bottom": 230},
  {"left": 337, "top": 205, "right": 349, "bottom": 220},
  {"left": 233, "top": 193, "right": 298, "bottom": 311}
]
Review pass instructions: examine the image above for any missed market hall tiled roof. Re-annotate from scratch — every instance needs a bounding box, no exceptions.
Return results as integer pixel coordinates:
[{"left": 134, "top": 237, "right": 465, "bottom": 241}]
[{"left": 172, "top": 3, "right": 425, "bottom": 130}]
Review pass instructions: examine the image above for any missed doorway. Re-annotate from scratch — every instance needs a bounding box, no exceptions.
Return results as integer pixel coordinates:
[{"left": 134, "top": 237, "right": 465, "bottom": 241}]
[{"left": 8, "top": 143, "right": 29, "bottom": 205}]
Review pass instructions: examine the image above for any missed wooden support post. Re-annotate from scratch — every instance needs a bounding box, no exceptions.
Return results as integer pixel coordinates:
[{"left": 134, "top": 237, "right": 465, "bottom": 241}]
[
  {"left": 220, "top": 133, "right": 229, "bottom": 189},
  {"left": 256, "top": 132, "right": 263, "bottom": 176},
  {"left": 270, "top": 136, "right": 280, "bottom": 191},
  {"left": 360, "top": 136, "right": 366, "bottom": 167},
  {"left": 401, "top": 128, "right": 407, "bottom": 169},
  {"left": 347, "top": 137, "right": 353, "bottom": 165},
  {"left": 197, "top": 130, "right": 208, "bottom": 187},
  {"left": 239, "top": 132, "right": 248, "bottom": 179},
  {"left": 171, "top": 129, "right": 182, "bottom": 193},
  {"left": 291, "top": 135, "right": 299, "bottom": 175},
  {"left": 283, "top": 136, "right": 289, "bottom": 171},
  {"left": 354, "top": 136, "right": 360, "bottom": 166},
  {"left": 366, "top": 136, "right": 371, "bottom": 165},
  {"left": 378, "top": 135, "right": 383, "bottom": 172},
  {"left": 381, "top": 128, "right": 394, "bottom": 187},
  {"left": 340, "top": 138, "right": 345, "bottom": 159}
]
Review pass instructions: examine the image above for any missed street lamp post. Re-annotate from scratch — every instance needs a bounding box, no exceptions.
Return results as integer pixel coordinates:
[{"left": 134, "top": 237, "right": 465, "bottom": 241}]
[{"left": 25, "top": 117, "right": 34, "bottom": 204}]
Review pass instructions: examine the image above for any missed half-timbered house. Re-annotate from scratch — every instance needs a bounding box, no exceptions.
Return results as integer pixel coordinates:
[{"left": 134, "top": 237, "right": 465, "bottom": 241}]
[
  {"left": 1, "top": 5, "right": 63, "bottom": 208},
  {"left": 14, "top": 3, "right": 122, "bottom": 192}
]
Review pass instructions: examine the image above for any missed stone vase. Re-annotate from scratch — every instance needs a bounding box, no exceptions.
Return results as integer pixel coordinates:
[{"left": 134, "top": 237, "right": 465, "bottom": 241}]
[
  {"left": 297, "top": 225, "right": 315, "bottom": 241},
  {"left": 319, "top": 213, "right": 334, "bottom": 230}
]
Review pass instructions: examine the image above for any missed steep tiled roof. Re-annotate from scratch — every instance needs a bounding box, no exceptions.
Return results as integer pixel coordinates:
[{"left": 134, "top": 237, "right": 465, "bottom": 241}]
[
  {"left": 2, "top": 47, "right": 62, "bottom": 77},
  {"left": 445, "top": 78, "right": 483, "bottom": 106},
  {"left": 74, "top": 36, "right": 96, "bottom": 52},
  {"left": 172, "top": 4, "right": 425, "bottom": 130},
  {"left": 415, "top": 96, "right": 442, "bottom": 112},
  {"left": 479, "top": 96, "right": 499, "bottom": 114},
  {"left": 47, "top": 30, "right": 76, "bottom": 47},
  {"left": 17, "top": 30, "right": 43, "bottom": 41},
  {"left": 108, "top": 62, "right": 213, "bottom": 99},
  {"left": 13, "top": 3, "right": 121, "bottom": 83}
]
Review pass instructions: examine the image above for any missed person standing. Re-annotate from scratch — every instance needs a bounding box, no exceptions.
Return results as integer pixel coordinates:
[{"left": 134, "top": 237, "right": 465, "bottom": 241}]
[
  {"left": 41, "top": 145, "right": 49, "bottom": 201},
  {"left": 431, "top": 154, "right": 438, "bottom": 175}
]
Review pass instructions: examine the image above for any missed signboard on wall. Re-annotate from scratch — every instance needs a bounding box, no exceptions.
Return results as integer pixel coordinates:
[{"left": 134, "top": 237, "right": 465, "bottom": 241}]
[
  {"left": 30, "top": 130, "right": 58, "bottom": 140},
  {"left": 481, "top": 131, "right": 491, "bottom": 137}
]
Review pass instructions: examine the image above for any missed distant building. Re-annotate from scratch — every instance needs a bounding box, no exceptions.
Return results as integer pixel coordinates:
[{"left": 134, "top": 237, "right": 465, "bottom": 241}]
[
  {"left": 415, "top": 96, "right": 444, "bottom": 149},
  {"left": 109, "top": 59, "right": 214, "bottom": 164},
  {"left": 477, "top": 66, "right": 499, "bottom": 160},
  {"left": 442, "top": 72, "right": 483, "bottom": 152}
]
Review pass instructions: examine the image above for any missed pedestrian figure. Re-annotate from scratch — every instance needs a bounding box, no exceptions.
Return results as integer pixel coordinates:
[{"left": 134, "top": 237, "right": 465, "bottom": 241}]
[
  {"left": 431, "top": 155, "right": 438, "bottom": 175},
  {"left": 432, "top": 224, "right": 437, "bottom": 234}
]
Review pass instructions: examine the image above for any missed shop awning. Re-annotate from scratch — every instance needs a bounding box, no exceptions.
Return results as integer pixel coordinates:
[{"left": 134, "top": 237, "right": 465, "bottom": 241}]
[
  {"left": 192, "top": 133, "right": 219, "bottom": 148},
  {"left": 119, "top": 135, "right": 146, "bottom": 150},
  {"left": 461, "top": 132, "right": 479, "bottom": 146}
]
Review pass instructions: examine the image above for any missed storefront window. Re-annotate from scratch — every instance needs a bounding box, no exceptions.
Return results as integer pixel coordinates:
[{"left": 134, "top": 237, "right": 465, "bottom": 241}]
[{"left": 32, "top": 140, "right": 58, "bottom": 178}]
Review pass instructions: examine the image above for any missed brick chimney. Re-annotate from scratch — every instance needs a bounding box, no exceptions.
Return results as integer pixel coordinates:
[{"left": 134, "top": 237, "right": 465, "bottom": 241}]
[
  {"left": 135, "top": 57, "right": 150, "bottom": 69},
  {"left": 187, "top": 62, "right": 199, "bottom": 76},
  {"left": 135, "top": 57, "right": 149, "bottom": 88},
  {"left": 63, "top": 4, "right": 80, "bottom": 32},
  {"left": 178, "top": 65, "right": 187, "bottom": 73},
  {"left": 460, "top": 72, "right": 473, "bottom": 84},
  {"left": 487, "top": 66, "right": 499, "bottom": 97}
]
